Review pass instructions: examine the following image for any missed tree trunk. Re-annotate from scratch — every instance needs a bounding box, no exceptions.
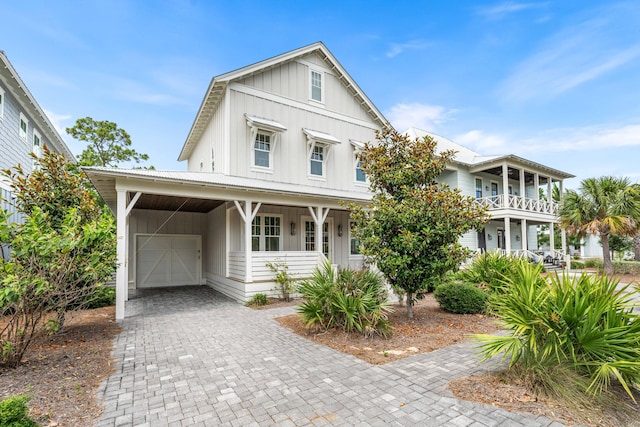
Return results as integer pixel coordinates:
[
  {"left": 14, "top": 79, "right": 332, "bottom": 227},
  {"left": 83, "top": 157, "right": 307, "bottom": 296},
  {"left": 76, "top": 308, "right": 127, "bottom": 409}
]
[
  {"left": 601, "top": 233, "right": 613, "bottom": 276},
  {"left": 634, "top": 232, "right": 640, "bottom": 262},
  {"left": 406, "top": 292, "right": 414, "bottom": 319}
]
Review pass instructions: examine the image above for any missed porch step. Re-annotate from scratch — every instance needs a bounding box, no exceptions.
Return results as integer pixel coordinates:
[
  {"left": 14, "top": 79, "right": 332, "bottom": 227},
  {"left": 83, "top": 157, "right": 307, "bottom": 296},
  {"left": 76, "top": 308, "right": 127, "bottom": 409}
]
[{"left": 543, "top": 262, "right": 564, "bottom": 274}]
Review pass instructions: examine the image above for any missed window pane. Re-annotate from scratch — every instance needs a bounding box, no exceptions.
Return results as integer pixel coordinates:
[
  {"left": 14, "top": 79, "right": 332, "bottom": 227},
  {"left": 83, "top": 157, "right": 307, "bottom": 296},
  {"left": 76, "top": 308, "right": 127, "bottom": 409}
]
[
  {"left": 356, "top": 160, "right": 366, "bottom": 182},
  {"left": 252, "top": 237, "right": 260, "bottom": 251},
  {"left": 265, "top": 237, "right": 279, "bottom": 251},
  {"left": 475, "top": 179, "right": 482, "bottom": 198},
  {"left": 251, "top": 217, "right": 261, "bottom": 251},
  {"left": 350, "top": 222, "right": 360, "bottom": 255},
  {"left": 311, "top": 71, "right": 322, "bottom": 101},
  {"left": 310, "top": 160, "right": 323, "bottom": 176},
  {"left": 305, "top": 221, "right": 315, "bottom": 251},
  {"left": 322, "top": 222, "right": 329, "bottom": 257},
  {"left": 254, "top": 150, "right": 269, "bottom": 168}
]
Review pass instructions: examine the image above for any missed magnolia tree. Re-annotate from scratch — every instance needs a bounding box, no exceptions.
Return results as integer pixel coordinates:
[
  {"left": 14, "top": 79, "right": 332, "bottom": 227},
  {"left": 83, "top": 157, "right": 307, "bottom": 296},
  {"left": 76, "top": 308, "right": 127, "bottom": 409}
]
[{"left": 349, "top": 128, "right": 488, "bottom": 318}]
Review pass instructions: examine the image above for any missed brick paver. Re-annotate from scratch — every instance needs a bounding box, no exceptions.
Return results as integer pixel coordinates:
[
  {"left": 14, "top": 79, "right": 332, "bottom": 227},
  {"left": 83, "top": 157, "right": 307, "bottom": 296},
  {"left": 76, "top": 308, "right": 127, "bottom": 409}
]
[{"left": 97, "top": 287, "right": 562, "bottom": 426}]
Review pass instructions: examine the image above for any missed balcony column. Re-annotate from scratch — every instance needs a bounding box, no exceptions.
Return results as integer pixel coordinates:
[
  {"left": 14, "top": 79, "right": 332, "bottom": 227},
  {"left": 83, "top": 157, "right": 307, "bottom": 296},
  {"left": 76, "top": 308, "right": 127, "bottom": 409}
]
[
  {"left": 534, "top": 173, "right": 540, "bottom": 200},
  {"left": 502, "top": 163, "right": 509, "bottom": 206},
  {"left": 521, "top": 219, "right": 528, "bottom": 251},
  {"left": 547, "top": 178, "right": 553, "bottom": 201},
  {"left": 504, "top": 217, "right": 512, "bottom": 253},
  {"left": 519, "top": 168, "right": 526, "bottom": 201}
]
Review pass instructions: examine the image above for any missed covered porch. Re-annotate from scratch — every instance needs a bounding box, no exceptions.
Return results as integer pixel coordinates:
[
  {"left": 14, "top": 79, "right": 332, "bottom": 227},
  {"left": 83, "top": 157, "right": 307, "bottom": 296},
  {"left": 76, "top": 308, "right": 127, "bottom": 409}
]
[{"left": 83, "top": 168, "right": 369, "bottom": 320}]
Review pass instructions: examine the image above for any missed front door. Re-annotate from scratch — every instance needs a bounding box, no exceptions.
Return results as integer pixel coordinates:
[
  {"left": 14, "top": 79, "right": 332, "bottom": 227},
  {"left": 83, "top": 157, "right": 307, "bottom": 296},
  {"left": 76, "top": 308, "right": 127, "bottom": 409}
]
[
  {"left": 303, "top": 218, "right": 333, "bottom": 260},
  {"left": 477, "top": 230, "right": 487, "bottom": 251}
]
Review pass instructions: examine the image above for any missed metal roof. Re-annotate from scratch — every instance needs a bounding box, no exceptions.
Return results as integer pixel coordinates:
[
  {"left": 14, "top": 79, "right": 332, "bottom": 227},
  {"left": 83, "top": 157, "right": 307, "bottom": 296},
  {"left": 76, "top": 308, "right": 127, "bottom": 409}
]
[{"left": 302, "top": 128, "right": 341, "bottom": 145}]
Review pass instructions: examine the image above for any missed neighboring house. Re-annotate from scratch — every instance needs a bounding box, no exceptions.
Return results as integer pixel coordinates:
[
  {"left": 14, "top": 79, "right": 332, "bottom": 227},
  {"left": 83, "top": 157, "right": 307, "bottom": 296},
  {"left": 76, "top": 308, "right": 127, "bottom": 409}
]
[
  {"left": 405, "top": 128, "right": 574, "bottom": 261},
  {"left": 0, "top": 51, "right": 75, "bottom": 223},
  {"left": 84, "top": 42, "right": 389, "bottom": 319}
]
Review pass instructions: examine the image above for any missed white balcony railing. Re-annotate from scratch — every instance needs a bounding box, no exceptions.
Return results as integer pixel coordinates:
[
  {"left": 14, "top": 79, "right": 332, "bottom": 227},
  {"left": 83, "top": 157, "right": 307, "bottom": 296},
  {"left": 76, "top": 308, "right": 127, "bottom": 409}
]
[{"left": 476, "top": 194, "right": 558, "bottom": 215}]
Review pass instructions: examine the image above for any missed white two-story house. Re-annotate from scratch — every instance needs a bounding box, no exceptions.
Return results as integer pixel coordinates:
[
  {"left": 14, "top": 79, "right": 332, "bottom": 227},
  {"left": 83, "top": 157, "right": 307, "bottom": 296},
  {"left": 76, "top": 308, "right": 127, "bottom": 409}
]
[
  {"left": 84, "top": 42, "right": 390, "bottom": 319},
  {"left": 85, "top": 43, "right": 574, "bottom": 320},
  {"left": 406, "top": 128, "right": 574, "bottom": 262},
  {"left": 0, "top": 51, "right": 75, "bottom": 222}
]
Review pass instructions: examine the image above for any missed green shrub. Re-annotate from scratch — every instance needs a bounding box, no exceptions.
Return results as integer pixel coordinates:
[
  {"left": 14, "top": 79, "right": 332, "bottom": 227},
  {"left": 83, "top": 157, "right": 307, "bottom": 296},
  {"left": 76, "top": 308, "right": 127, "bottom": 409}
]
[
  {"left": 0, "top": 395, "right": 37, "bottom": 427},
  {"left": 297, "top": 261, "right": 392, "bottom": 337},
  {"left": 570, "top": 261, "right": 585, "bottom": 269},
  {"left": 81, "top": 285, "right": 115, "bottom": 309},
  {"left": 266, "top": 260, "right": 296, "bottom": 301},
  {"left": 474, "top": 263, "right": 640, "bottom": 401},
  {"left": 456, "top": 251, "right": 527, "bottom": 293},
  {"left": 246, "top": 293, "right": 268, "bottom": 307},
  {"left": 584, "top": 258, "right": 602, "bottom": 269},
  {"left": 434, "top": 282, "right": 488, "bottom": 314}
]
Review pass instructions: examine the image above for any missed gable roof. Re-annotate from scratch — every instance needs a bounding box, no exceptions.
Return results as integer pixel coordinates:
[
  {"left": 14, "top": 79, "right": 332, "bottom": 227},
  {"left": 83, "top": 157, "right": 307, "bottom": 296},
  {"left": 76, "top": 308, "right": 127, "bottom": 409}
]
[
  {"left": 178, "top": 42, "right": 390, "bottom": 161},
  {"left": 0, "top": 51, "right": 75, "bottom": 161},
  {"left": 404, "top": 127, "right": 574, "bottom": 179}
]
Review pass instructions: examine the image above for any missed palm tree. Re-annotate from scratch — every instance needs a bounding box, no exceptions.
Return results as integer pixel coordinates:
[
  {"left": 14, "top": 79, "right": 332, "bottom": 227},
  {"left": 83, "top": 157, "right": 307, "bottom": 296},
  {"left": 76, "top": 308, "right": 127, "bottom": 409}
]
[{"left": 558, "top": 176, "right": 640, "bottom": 275}]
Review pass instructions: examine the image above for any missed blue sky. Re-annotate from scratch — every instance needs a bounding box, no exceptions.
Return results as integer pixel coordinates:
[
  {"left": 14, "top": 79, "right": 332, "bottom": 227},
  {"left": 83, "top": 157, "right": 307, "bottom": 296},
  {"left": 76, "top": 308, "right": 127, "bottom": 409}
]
[{"left": 2, "top": 1, "right": 639, "bottom": 188}]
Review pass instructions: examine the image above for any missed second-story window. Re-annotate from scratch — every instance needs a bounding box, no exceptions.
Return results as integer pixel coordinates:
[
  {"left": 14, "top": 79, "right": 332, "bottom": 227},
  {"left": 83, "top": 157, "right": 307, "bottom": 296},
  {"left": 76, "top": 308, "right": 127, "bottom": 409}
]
[
  {"left": 19, "top": 113, "right": 28, "bottom": 142},
  {"left": 355, "top": 159, "right": 366, "bottom": 183},
  {"left": 310, "top": 70, "right": 323, "bottom": 103},
  {"left": 254, "top": 132, "right": 271, "bottom": 168},
  {"left": 475, "top": 178, "right": 482, "bottom": 198},
  {"left": 310, "top": 145, "right": 324, "bottom": 176},
  {"left": 33, "top": 130, "right": 42, "bottom": 170}
]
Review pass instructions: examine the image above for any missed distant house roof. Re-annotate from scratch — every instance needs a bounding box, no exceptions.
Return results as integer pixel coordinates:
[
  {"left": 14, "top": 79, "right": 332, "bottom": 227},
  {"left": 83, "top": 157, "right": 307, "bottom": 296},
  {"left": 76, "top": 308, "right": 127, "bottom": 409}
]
[
  {"left": 178, "top": 42, "right": 390, "bottom": 162},
  {"left": 0, "top": 51, "right": 75, "bottom": 162},
  {"left": 403, "top": 127, "right": 574, "bottom": 179}
]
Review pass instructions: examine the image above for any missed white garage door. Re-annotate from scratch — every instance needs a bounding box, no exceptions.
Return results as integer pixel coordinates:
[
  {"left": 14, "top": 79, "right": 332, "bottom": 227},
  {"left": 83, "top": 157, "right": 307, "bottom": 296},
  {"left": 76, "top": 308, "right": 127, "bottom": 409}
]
[{"left": 135, "top": 234, "right": 201, "bottom": 288}]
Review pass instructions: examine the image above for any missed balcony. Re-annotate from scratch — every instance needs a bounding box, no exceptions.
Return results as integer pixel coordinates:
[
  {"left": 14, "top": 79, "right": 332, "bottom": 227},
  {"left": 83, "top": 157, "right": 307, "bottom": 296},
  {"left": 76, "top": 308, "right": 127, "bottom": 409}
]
[{"left": 476, "top": 194, "right": 558, "bottom": 216}]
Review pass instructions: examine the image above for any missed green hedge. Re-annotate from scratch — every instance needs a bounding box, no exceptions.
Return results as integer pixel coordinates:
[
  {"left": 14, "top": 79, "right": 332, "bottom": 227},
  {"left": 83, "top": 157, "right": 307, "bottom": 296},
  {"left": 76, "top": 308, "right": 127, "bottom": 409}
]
[
  {"left": 0, "top": 395, "right": 37, "bottom": 427},
  {"left": 583, "top": 259, "right": 640, "bottom": 275},
  {"left": 434, "top": 282, "right": 488, "bottom": 314},
  {"left": 571, "top": 261, "right": 585, "bottom": 269}
]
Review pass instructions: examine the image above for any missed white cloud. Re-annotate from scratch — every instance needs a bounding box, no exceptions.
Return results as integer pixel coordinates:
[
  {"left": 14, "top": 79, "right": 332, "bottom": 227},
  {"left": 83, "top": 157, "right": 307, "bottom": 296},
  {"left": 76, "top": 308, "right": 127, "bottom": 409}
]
[
  {"left": 477, "top": 2, "right": 548, "bottom": 20},
  {"left": 110, "top": 77, "right": 190, "bottom": 106},
  {"left": 43, "top": 109, "right": 72, "bottom": 136},
  {"left": 385, "top": 102, "right": 455, "bottom": 133},
  {"left": 518, "top": 123, "right": 640, "bottom": 153},
  {"left": 454, "top": 130, "right": 509, "bottom": 154},
  {"left": 386, "top": 40, "right": 433, "bottom": 58},
  {"left": 500, "top": 6, "right": 640, "bottom": 102}
]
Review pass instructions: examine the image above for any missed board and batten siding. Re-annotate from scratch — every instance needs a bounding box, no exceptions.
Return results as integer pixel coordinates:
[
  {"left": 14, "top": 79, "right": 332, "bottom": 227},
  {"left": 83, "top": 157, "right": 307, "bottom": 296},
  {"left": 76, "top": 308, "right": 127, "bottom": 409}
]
[
  {"left": 236, "top": 52, "right": 372, "bottom": 122},
  {"left": 227, "top": 89, "right": 376, "bottom": 191},
  {"left": 128, "top": 209, "right": 207, "bottom": 283},
  {"left": 188, "top": 91, "right": 228, "bottom": 173},
  {"left": 206, "top": 204, "right": 226, "bottom": 276}
]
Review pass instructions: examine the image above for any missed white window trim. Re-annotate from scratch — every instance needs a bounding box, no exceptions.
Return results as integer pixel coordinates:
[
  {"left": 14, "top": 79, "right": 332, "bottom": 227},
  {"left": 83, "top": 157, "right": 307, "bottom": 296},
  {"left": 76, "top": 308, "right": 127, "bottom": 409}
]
[
  {"left": 351, "top": 139, "right": 368, "bottom": 185},
  {"left": 0, "top": 86, "right": 5, "bottom": 119},
  {"left": 251, "top": 213, "right": 284, "bottom": 252},
  {"left": 303, "top": 128, "right": 340, "bottom": 180},
  {"left": 309, "top": 68, "right": 324, "bottom": 104},
  {"left": 19, "top": 112, "right": 29, "bottom": 143},
  {"left": 245, "top": 114, "right": 286, "bottom": 172},
  {"left": 474, "top": 176, "right": 483, "bottom": 198}
]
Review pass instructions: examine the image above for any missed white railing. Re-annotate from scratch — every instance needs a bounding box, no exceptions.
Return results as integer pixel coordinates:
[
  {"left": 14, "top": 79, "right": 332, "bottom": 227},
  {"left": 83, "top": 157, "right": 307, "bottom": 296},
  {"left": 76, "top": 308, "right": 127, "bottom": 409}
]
[
  {"left": 476, "top": 195, "right": 558, "bottom": 215},
  {"left": 512, "top": 249, "right": 543, "bottom": 263},
  {"left": 228, "top": 251, "right": 322, "bottom": 281}
]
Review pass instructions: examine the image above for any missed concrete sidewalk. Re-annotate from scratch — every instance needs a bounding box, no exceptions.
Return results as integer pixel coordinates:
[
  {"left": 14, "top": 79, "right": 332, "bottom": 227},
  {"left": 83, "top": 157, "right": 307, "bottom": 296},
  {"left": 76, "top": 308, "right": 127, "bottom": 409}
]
[{"left": 97, "top": 287, "right": 564, "bottom": 426}]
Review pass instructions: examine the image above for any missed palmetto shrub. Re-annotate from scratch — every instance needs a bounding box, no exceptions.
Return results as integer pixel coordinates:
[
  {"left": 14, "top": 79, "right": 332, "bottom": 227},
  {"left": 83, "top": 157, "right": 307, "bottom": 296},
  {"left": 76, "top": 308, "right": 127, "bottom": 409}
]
[
  {"left": 297, "top": 261, "right": 392, "bottom": 338},
  {"left": 456, "top": 251, "right": 527, "bottom": 293},
  {"left": 434, "top": 282, "right": 488, "bottom": 314},
  {"left": 474, "top": 262, "right": 640, "bottom": 401}
]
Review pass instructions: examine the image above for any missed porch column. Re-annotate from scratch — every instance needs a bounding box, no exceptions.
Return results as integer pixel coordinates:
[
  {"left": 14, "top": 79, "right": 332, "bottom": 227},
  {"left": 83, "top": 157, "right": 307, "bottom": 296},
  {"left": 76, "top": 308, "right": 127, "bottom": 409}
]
[
  {"left": 504, "top": 217, "right": 511, "bottom": 253},
  {"left": 502, "top": 163, "right": 509, "bottom": 206},
  {"left": 115, "top": 189, "right": 127, "bottom": 321},
  {"left": 521, "top": 219, "right": 528, "bottom": 251},
  {"left": 549, "top": 222, "right": 555, "bottom": 252},
  {"left": 561, "top": 228, "right": 569, "bottom": 269},
  {"left": 519, "top": 168, "right": 526, "bottom": 202},
  {"left": 308, "top": 206, "right": 330, "bottom": 261},
  {"left": 234, "top": 200, "right": 261, "bottom": 283}
]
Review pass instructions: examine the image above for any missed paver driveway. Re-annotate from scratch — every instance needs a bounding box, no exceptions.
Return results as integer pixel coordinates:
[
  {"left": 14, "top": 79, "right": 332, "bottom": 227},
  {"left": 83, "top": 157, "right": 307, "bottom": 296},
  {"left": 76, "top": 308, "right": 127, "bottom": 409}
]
[{"left": 97, "top": 286, "right": 564, "bottom": 426}]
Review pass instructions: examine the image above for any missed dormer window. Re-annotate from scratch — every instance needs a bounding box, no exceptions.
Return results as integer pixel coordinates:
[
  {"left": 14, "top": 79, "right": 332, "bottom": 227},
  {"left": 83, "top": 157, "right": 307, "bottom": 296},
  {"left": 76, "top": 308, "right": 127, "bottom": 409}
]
[
  {"left": 245, "top": 114, "right": 287, "bottom": 172},
  {"left": 310, "top": 70, "right": 323, "bottom": 103},
  {"left": 303, "top": 128, "right": 341, "bottom": 179}
]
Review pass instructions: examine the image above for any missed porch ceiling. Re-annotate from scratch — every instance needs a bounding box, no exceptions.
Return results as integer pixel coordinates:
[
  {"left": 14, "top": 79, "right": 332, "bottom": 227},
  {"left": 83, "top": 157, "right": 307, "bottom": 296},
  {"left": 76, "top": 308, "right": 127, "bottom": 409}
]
[{"left": 131, "top": 193, "right": 225, "bottom": 213}]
